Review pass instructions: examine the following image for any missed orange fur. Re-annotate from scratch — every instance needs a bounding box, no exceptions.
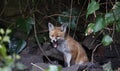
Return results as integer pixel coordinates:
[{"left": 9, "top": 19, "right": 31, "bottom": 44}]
[
  {"left": 66, "top": 36, "right": 88, "bottom": 64},
  {"left": 48, "top": 23, "right": 88, "bottom": 66}
]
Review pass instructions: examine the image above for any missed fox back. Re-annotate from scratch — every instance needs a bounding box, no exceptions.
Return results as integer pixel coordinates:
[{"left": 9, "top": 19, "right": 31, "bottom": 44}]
[{"left": 48, "top": 23, "right": 88, "bottom": 67}]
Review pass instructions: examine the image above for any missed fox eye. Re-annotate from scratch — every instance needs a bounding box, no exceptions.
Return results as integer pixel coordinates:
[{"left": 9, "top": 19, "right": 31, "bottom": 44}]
[{"left": 56, "top": 35, "right": 60, "bottom": 37}]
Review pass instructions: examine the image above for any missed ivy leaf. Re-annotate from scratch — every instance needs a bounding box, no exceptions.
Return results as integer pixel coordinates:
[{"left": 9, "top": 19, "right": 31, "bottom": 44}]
[
  {"left": 16, "top": 17, "right": 34, "bottom": 35},
  {"left": 93, "top": 15, "right": 105, "bottom": 32},
  {"left": 6, "top": 29, "right": 12, "bottom": 35},
  {"left": 0, "top": 28, "right": 5, "bottom": 35},
  {"left": 0, "top": 67, "right": 12, "bottom": 71},
  {"left": 0, "top": 45, "right": 7, "bottom": 58},
  {"left": 38, "top": 32, "right": 49, "bottom": 43},
  {"left": 85, "top": 23, "right": 95, "bottom": 36},
  {"left": 103, "top": 61, "right": 113, "bottom": 71},
  {"left": 112, "top": 2, "right": 120, "bottom": 21},
  {"left": 112, "top": 2, "right": 120, "bottom": 32},
  {"left": 58, "top": 12, "right": 69, "bottom": 23},
  {"left": 3, "top": 36, "right": 10, "bottom": 42},
  {"left": 116, "top": 20, "right": 120, "bottom": 32},
  {"left": 46, "top": 65, "right": 61, "bottom": 71},
  {"left": 8, "top": 38, "right": 26, "bottom": 54},
  {"left": 58, "top": 8, "right": 79, "bottom": 29},
  {"left": 16, "top": 62, "right": 26, "bottom": 70},
  {"left": 102, "top": 35, "right": 113, "bottom": 46},
  {"left": 49, "top": 65, "right": 59, "bottom": 71},
  {"left": 0, "top": 36, "right": 2, "bottom": 40},
  {"left": 104, "top": 12, "right": 115, "bottom": 25},
  {"left": 86, "top": 0, "right": 100, "bottom": 18}
]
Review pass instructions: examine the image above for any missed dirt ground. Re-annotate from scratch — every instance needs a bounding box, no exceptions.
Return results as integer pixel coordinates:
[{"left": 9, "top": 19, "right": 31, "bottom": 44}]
[{"left": 19, "top": 40, "right": 120, "bottom": 71}]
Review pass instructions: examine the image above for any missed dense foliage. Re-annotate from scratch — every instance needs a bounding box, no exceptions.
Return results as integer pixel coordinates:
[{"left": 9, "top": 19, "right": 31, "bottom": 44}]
[{"left": 0, "top": 0, "right": 120, "bottom": 71}]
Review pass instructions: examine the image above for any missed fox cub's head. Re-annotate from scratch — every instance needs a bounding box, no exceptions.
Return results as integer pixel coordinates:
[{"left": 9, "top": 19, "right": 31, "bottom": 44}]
[{"left": 48, "top": 23, "right": 67, "bottom": 48}]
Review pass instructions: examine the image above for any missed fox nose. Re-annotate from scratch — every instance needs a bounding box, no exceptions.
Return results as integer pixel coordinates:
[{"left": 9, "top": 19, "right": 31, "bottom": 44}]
[{"left": 53, "top": 40, "right": 57, "bottom": 42}]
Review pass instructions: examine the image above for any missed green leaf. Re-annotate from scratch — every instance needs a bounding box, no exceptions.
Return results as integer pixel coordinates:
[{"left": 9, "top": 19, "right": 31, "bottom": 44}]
[
  {"left": 102, "top": 35, "right": 113, "bottom": 46},
  {"left": 49, "top": 65, "right": 58, "bottom": 71},
  {"left": 58, "top": 8, "right": 79, "bottom": 29},
  {"left": 8, "top": 39, "right": 26, "bottom": 54},
  {"left": 93, "top": 15, "right": 105, "bottom": 32},
  {"left": 0, "top": 36, "right": 2, "bottom": 41},
  {"left": 16, "top": 17, "right": 34, "bottom": 35},
  {"left": 26, "top": 17, "right": 35, "bottom": 25},
  {"left": 103, "top": 61, "right": 113, "bottom": 71},
  {"left": 0, "top": 28, "right": 5, "bottom": 35},
  {"left": 85, "top": 23, "right": 95, "bottom": 36},
  {"left": 47, "top": 65, "right": 61, "bottom": 71},
  {"left": 86, "top": 0, "right": 100, "bottom": 18},
  {"left": 38, "top": 33, "right": 49, "bottom": 43},
  {"left": 4, "top": 56, "right": 14, "bottom": 67},
  {"left": 111, "top": 2, "right": 120, "bottom": 32},
  {"left": 6, "top": 29, "right": 12, "bottom": 35},
  {"left": 58, "top": 11, "right": 70, "bottom": 23},
  {"left": 104, "top": 12, "right": 115, "bottom": 25},
  {"left": 116, "top": 20, "right": 120, "bottom": 32},
  {"left": 15, "top": 54, "right": 21, "bottom": 59},
  {"left": 0, "top": 67, "right": 12, "bottom": 71},
  {"left": 0, "top": 45, "right": 7, "bottom": 58},
  {"left": 112, "top": 2, "right": 120, "bottom": 21},
  {"left": 16, "top": 62, "right": 26, "bottom": 70},
  {"left": 3, "top": 36, "right": 10, "bottom": 42}
]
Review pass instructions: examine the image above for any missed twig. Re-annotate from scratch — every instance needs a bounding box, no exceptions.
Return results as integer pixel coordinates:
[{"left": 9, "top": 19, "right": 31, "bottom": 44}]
[
  {"left": 59, "top": 2, "right": 69, "bottom": 9},
  {"left": 110, "top": 23, "right": 116, "bottom": 50},
  {"left": 18, "top": 0, "right": 24, "bottom": 17},
  {"left": 106, "top": 0, "right": 108, "bottom": 13},
  {"left": 93, "top": 12, "right": 96, "bottom": 18},
  {"left": 89, "top": 31, "right": 103, "bottom": 47},
  {"left": 111, "top": 4, "right": 120, "bottom": 57},
  {"left": 31, "top": 63, "right": 45, "bottom": 71},
  {"left": 0, "top": 18, "right": 12, "bottom": 24},
  {"left": 35, "top": 9, "right": 45, "bottom": 15},
  {"left": 105, "top": 28, "right": 114, "bottom": 31},
  {"left": 68, "top": 0, "right": 73, "bottom": 35},
  {"left": 109, "top": 0, "right": 114, "bottom": 6},
  {"left": 33, "top": 14, "right": 53, "bottom": 64},
  {"left": 0, "top": 0, "right": 8, "bottom": 16},
  {"left": 111, "top": 23, "right": 120, "bottom": 57},
  {"left": 37, "top": 30, "right": 48, "bottom": 34},
  {"left": 111, "top": 23, "right": 115, "bottom": 42},
  {"left": 73, "top": 0, "right": 87, "bottom": 38},
  {"left": 23, "top": 0, "right": 28, "bottom": 12},
  {"left": 114, "top": 45, "right": 120, "bottom": 58},
  {"left": 46, "top": 14, "right": 79, "bottom": 18},
  {"left": 91, "top": 43, "right": 102, "bottom": 63}
]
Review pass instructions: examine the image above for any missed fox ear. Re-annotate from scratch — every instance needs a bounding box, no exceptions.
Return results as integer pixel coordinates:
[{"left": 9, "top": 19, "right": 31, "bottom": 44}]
[
  {"left": 48, "top": 22, "right": 54, "bottom": 31},
  {"left": 61, "top": 23, "right": 67, "bottom": 33}
]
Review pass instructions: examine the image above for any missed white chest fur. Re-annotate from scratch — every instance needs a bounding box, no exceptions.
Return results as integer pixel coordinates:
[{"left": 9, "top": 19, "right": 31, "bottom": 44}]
[
  {"left": 56, "top": 41, "right": 72, "bottom": 67},
  {"left": 57, "top": 41, "right": 70, "bottom": 53}
]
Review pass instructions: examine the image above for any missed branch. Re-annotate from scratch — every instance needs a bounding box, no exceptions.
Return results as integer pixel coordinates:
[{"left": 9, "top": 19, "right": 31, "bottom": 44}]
[
  {"left": 31, "top": 63, "right": 45, "bottom": 71},
  {"left": 0, "top": 0, "right": 8, "bottom": 16},
  {"left": 73, "top": 0, "right": 87, "bottom": 38},
  {"left": 33, "top": 14, "right": 53, "bottom": 64},
  {"left": 91, "top": 43, "right": 102, "bottom": 63}
]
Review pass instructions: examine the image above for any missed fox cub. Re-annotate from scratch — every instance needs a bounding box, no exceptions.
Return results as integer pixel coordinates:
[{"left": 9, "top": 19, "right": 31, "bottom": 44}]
[{"left": 48, "top": 23, "right": 88, "bottom": 67}]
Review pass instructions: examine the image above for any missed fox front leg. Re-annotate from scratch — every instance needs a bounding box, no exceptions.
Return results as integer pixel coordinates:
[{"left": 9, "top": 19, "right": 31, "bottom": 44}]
[{"left": 64, "top": 53, "right": 72, "bottom": 67}]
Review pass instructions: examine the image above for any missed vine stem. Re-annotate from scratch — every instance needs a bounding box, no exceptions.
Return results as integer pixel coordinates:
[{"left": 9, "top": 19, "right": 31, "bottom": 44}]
[
  {"left": 18, "top": 0, "right": 24, "bottom": 17},
  {"left": 91, "top": 43, "right": 102, "bottom": 63},
  {"left": 33, "top": 14, "right": 53, "bottom": 64},
  {"left": 68, "top": 0, "right": 73, "bottom": 35},
  {"left": 31, "top": 63, "right": 45, "bottom": 71},
  {"left": 73, "top": 0, "right": 87, "bottom": 38},
  {"left": 0, "top": 0, "right": 7, "bottom": 16}
]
